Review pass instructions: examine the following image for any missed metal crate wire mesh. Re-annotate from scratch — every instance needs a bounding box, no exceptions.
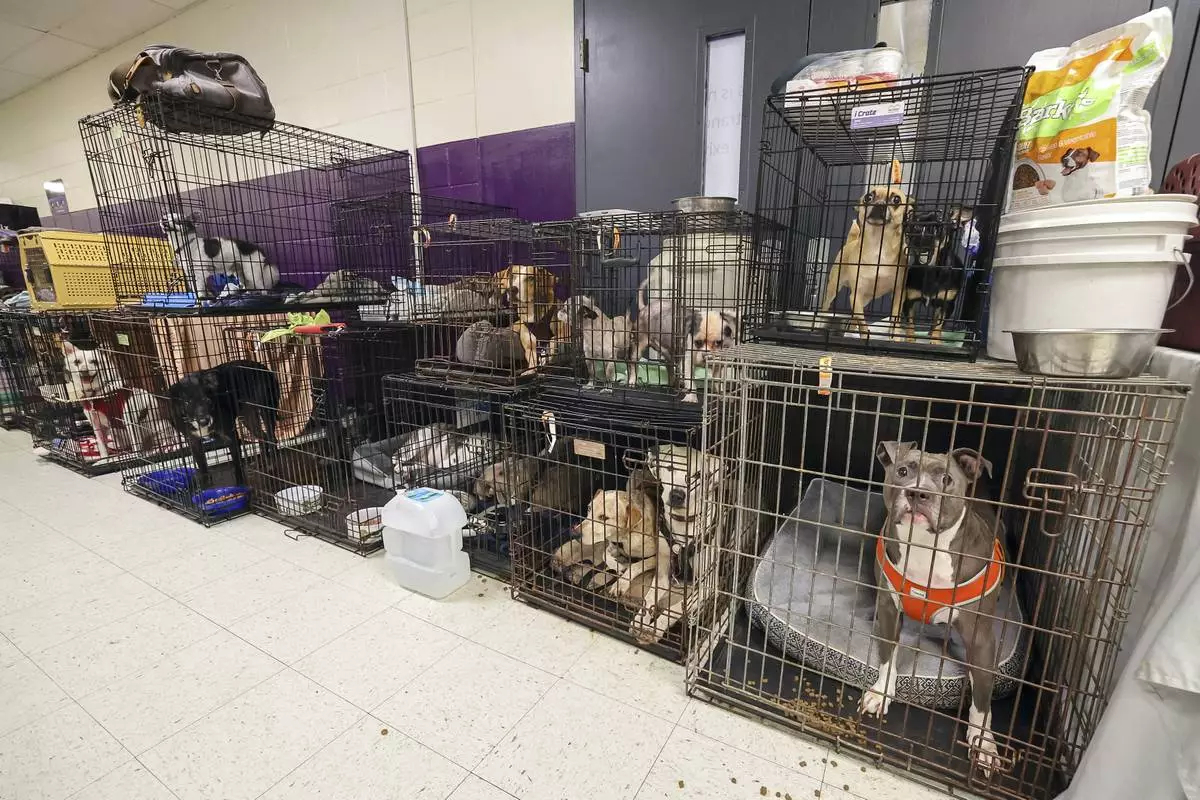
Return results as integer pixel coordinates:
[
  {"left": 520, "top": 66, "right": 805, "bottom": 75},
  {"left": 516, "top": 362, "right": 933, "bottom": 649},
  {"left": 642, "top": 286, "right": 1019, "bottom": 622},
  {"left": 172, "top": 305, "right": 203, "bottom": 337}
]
[
  {"left": 383, "top": 372, "right": 535, "bottom": 580},
  {"left": 413, "top": 216, "right": 583, "bottom": 386},
  {"left": 686, "top": 344, "right": 1187, "bottom": 800},
  {"left": 749, "top": 68, "right": 1030, "bottom": 359},
  {"left": 236, "top": 322, "right": 420, "bottom": 554},
  {"left": 79, "top": 98, "right": 413, "bottom": 306},
  {"left": 0, "top": 310, "right": 44, "bottom": 430},
  {"left": 94, "top": 309, "right": 301, "bottom": 525},
  {"left": 505, "top": 385, "right": 732, "bottom": 659},
  {"left": 564, "top": 210, "right": 779, "bottom": 402},
  {"left": 12, "top": 311, "right": 156, "bottom": 474}
]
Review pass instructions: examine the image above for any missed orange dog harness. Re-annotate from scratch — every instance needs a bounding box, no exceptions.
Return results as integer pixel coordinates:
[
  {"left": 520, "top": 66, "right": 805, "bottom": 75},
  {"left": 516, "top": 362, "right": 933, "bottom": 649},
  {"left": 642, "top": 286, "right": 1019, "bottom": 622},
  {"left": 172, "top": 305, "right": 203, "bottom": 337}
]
[{"left": 876, "top": 537, "right": 1005, "bottom": 624}]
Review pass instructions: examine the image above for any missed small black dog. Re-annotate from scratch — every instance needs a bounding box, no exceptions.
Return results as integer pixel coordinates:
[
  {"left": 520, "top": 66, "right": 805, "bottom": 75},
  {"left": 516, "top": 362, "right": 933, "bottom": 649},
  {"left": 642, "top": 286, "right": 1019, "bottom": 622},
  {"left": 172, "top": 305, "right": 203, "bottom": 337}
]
[
  {"left": 167, "top": 360, "right": 281, "bottom": 488},
  {"left": 901, "top": 207, "right": 978, "bottom": 342}
]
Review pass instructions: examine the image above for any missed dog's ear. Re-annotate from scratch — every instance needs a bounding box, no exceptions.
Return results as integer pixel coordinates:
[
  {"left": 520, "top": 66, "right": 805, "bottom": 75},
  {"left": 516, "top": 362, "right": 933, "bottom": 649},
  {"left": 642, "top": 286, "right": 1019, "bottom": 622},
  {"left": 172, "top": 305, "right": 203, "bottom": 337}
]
[
  {"left": 719, "top": 311, "right": 738, "bottom": 339},
  {"left": 689, "top": 309, "right": 705, "bottom": 336},
  {"left": 624, "top": 498, "right": 644, "bottom": 530},
  {"left": 1087, "top": 147, "right": 1100, "bottom": 162},
  {"left": 951, "top": 447, "right": 992, "bottom": 481},
  {"left": 580, "top": 303, "right": 599, "bottom": 320},
  {"left": 890, "top": 159, "right": 903, "bottom": 186},
  {"left": 199, "top": 370, "right": 221, "bottom": 393},
  {"left": 876, "top": 440, "right": 916, "bottom": 468},
  {"left": 62, "top": 341, "right": 77, "bottom": 356}
]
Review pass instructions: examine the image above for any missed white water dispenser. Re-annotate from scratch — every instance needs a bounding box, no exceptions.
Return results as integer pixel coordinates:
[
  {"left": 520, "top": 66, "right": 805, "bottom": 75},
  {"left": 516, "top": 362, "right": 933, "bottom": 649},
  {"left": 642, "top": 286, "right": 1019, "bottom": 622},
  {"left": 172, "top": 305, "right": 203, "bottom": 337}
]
[{"left": 380, "top": 487, "right": 471, "bottom": 598}]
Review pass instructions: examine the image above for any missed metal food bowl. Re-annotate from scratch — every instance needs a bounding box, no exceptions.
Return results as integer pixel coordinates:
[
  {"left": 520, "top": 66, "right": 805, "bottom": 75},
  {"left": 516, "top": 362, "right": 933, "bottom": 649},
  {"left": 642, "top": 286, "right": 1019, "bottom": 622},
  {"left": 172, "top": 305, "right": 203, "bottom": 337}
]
[
  {"left": 672, "top": 195, "right": 736, "bottom": 213},
  {"left": 1005, "top": 329, "right": 1170, "bottom": 378}
]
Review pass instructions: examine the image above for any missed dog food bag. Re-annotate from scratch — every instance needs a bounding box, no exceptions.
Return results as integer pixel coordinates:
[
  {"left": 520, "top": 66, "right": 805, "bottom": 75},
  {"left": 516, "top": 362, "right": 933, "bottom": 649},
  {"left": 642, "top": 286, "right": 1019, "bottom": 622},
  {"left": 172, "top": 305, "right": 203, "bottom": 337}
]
[{"left": 1007, "top": 7, "right": 1172, "bottom": 212}]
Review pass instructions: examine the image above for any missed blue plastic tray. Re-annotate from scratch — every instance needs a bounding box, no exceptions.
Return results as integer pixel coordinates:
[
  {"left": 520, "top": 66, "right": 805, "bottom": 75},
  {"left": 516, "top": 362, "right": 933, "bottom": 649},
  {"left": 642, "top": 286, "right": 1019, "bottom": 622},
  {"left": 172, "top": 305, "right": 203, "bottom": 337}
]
[{"left": 137, "top": 467, "right": 196, "bottom": 495}]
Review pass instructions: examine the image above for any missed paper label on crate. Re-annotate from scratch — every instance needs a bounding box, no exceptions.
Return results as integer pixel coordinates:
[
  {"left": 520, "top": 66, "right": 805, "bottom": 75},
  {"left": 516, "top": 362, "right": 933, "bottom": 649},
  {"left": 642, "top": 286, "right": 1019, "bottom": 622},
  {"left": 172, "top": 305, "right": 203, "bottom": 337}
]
[
  {"left": 116, "top": 332, "right": 130, "bottom": 346},
  {"left": 405, "top": 487, "right": 444, "bottom": 503},
  {"left": 110, "top": 123, "right": 123, "bottom": 140},
  {"left": 817, "top": 355, "right": 833, "bottom": 396},
  {"left": 849, "top": 101, "right": 905, "bottom": 130},
  {"left": 573, "top": 439, "right": 606, "bottom": 460}
]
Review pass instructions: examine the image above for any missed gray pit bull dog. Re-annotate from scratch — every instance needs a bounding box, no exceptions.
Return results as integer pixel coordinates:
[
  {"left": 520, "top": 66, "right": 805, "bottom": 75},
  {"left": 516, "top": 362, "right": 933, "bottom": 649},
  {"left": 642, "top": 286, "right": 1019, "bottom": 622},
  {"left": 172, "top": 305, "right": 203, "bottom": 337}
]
[{"left": 864, "top": 441, "right": 1006, "bottom": 776}]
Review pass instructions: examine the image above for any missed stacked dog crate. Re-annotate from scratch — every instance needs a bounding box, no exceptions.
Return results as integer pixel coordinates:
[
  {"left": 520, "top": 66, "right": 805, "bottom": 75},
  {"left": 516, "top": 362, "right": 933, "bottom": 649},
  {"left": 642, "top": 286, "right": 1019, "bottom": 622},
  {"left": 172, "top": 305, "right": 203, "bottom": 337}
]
[
  {"left": 380, "top": 207, "right": 579, "bottom": 578},
  {"left": 500, "top": 207, "right": 776, "bottom": 660},
  {"left": 679, "top": 66, "right": 1192, "bottom": 800},
  {"left": 76, "top": 95, "right": 417, "bottom": 530}
]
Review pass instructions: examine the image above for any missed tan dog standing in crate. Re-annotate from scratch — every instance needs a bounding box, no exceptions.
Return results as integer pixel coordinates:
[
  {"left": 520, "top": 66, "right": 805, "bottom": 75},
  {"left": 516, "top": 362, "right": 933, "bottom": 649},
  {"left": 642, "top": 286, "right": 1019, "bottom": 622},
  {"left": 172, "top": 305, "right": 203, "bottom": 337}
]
[
  {"left": 867, "top": 441, "right": 1007, "bottom": 776},
  {"left": 822, "top": 159, "right": 910, "bottom": 334},
  {"left": 495, "top": 265, "right": 561, "bottom": 372}
]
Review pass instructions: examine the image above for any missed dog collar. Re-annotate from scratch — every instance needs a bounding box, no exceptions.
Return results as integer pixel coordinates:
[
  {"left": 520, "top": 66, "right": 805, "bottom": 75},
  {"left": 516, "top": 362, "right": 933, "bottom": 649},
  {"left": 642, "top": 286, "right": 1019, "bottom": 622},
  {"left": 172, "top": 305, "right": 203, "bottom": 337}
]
[{"left": 876, "top": 536, "right": 1004, "bottom": 625}]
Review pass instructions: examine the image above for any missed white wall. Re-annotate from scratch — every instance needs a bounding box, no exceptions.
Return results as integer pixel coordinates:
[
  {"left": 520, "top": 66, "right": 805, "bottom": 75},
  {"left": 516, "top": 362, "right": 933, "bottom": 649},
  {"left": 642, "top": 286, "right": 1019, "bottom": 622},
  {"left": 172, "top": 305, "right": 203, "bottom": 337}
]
[
  {"left": 0, "top": 0, "right": 416, "bottom": 216},
  {"left": 406, "top": 0, "right": 574, "bottom": 146}
]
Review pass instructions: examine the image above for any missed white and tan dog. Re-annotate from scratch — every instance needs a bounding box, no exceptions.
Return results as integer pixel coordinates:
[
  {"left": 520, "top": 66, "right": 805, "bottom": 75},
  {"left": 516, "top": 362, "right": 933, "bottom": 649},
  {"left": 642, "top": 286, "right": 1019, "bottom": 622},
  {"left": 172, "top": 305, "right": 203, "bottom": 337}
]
[
  {"left": 62, "top": 341, "right": 167, "bottom": 457},
  {"left": 550, "top": 488, "right": 665, "bottom": 604}
]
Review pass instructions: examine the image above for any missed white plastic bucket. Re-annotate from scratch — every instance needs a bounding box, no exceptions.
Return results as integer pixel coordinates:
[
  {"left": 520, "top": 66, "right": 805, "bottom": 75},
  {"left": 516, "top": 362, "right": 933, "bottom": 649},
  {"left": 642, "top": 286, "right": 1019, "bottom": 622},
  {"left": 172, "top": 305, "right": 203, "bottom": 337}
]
[
  {"left": 995, "top": 231, "right": 1190, "bottom": 258},
  {"left": 987, "top": 252, "right": 1192, "bottom": 361},
  {"left": 1000, "top": 194, "right": 1199, "bottom": 228}
]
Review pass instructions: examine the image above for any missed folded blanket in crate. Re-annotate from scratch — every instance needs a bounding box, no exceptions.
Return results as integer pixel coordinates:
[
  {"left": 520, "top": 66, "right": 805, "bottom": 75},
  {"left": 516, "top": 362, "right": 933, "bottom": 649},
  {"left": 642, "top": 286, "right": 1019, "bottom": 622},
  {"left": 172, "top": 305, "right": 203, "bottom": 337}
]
[{"left": 749, "top": 478, "right": 1026, "bottom": 709}]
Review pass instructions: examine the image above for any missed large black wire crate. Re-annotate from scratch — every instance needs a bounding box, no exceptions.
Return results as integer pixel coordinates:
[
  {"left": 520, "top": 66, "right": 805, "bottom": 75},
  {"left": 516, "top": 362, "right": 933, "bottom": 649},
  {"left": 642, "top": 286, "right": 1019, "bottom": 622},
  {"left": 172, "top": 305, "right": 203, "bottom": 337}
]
[
  {"left": 562, "top": 210, "right": 776, "bottom": 404},
  {"left": 79, "top": 98, "right": 413, "bottom": 308},
  {"left": 505, "top": 384, "right": 731, "bottom": 660},
  {"left": 233, "top": 322, "right": 421, "bottom": 554},
  {"left": 687, "top": 344, "right": 1188, "bottom": 800},
  {"left": 0, "top": 309, "right": 38, "bottom": 430},
  {"left": 382, "top": 372, "right": 537, "bottom": 579},
  {"left": 92, "top": 308, "right": 310, "bottom": 525},
  {"left": 749, "top": 68, "right": 1030, "bottom": 359}
]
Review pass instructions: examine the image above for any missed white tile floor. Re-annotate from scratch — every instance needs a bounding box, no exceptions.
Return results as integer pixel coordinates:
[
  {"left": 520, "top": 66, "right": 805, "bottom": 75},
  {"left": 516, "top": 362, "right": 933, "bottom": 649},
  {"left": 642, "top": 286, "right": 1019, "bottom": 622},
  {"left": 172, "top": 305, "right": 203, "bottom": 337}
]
[{"left": 0, "top": 429, "right": 947, "bottom": 800}]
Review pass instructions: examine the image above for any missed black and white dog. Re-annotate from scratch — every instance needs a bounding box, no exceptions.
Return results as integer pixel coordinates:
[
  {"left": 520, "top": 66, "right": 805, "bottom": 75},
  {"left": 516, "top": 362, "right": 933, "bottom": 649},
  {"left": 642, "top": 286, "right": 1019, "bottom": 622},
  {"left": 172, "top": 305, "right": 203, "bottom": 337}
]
[
  {"left": 160, "top": 212, "right": 280, "bottom": 297},
  {"left": 167, "top": 360, "right": 280, "bottom": 488}
]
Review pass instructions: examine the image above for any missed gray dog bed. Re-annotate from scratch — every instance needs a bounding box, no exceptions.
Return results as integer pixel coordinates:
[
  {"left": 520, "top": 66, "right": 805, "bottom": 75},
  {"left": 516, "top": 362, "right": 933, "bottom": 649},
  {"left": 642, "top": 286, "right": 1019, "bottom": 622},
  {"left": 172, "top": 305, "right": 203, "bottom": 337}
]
[{"left": 748, "top": 478, "right": 1026, "bottom": 709}]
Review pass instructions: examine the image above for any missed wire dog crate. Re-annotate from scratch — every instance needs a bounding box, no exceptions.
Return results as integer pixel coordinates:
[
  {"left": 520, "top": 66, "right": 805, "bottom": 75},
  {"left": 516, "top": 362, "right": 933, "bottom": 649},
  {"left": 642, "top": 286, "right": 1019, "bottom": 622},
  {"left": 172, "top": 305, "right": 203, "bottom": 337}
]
[
  {"left": 383, "top": 372, "right": 536, "bottom": 579},
  {"left": 686, "top": 344, "right": 1187, "bottom": 800},
  {"left": 564, "top": 210, "right": 777, "bottom": 404},
  {"left": 92, "top": 308, "right": 310, "bottom": 525},
  {"left": 410, "top": 214, "right": 581, "bottom": 386},
  {"left": 749, "top": 68, "right": 1030, "bottom": 358},
  {"left": 237, "top": 322, "right": 421, "bottom": 554},
  {"left": 0, "top": 310, "right": 39, "bottom": 430},
  {"left": 506, "top": 384, "right": 732, "bottom": 659},
  {"left": 79, "top": 98, "right": 413, "bottom": 308},
  {"left": 7, "top": 310, "right": 161, "bottom": 474}
]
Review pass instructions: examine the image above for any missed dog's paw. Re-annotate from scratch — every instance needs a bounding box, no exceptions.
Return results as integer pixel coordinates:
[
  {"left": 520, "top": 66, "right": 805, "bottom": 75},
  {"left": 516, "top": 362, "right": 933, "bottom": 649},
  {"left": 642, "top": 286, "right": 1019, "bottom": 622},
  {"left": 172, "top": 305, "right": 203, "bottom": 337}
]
[
  {"left": 858, "top": 687, "right": 891, "bottom": 718},
  {"left": 682, "top": 392, "right": 699, "bottom": 403},
  {"left": 969, "top": 729, "right": 1003, "bottom": 778}
]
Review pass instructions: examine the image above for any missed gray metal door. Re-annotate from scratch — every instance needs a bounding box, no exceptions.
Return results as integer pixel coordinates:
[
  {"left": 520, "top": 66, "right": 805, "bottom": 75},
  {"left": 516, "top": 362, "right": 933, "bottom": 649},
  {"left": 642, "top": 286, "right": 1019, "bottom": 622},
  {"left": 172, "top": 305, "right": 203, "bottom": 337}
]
[{"left": 576, "top": 0, "right": 872, "bottom": 212}]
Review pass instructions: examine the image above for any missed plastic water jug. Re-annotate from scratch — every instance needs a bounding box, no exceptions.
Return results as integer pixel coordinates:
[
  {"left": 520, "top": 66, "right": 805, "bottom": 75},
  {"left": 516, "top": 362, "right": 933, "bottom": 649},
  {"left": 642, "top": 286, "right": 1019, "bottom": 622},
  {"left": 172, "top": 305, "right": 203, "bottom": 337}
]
[{"left": 380, "top": 487, "right": 471, "bottom": 598}]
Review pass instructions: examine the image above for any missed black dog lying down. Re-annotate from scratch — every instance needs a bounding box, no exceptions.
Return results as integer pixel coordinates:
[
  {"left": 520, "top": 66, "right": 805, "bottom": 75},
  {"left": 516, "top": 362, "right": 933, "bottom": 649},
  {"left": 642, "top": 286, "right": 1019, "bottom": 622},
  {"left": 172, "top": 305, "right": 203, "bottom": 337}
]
[{"left": 167, "top": 360, "right": 280, "bottom": 488}]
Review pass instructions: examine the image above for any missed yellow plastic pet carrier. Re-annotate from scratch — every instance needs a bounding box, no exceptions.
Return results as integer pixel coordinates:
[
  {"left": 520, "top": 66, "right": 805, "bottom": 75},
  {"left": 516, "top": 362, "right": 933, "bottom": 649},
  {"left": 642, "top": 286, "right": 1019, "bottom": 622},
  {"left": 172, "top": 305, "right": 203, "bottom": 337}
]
[{"left": 20, "top": 230, "right": 176, "bottom": 311}]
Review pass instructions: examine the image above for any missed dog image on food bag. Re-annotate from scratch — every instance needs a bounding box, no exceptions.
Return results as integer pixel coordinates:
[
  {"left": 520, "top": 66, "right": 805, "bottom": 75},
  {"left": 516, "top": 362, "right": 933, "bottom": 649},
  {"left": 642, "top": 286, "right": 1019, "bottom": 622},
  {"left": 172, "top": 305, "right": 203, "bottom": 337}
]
[{"left": 1006, "top": 8, "right": 1171, "bottom": 212}]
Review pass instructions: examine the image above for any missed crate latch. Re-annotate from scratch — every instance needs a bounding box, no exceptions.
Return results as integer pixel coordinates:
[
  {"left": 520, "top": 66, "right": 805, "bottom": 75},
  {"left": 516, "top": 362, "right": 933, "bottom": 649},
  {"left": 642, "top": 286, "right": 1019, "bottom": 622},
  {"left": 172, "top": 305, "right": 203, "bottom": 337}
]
[{"left": 1022, "top": 468, "right": 1081, "bottom": 538}]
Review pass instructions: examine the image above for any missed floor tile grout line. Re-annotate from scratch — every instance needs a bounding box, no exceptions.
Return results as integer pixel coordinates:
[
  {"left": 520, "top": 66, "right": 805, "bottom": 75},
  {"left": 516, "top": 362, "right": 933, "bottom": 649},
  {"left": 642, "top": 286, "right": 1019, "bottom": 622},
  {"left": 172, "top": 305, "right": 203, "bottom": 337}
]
[
  {"left": 11, "top": 651, "right": 185, "bottom": 800},
  {"left": 249, "top": 709, "right": 374, "bottom": 800},
  {"left": 469, "top": 674, "right": 572, "bottom": 777}
]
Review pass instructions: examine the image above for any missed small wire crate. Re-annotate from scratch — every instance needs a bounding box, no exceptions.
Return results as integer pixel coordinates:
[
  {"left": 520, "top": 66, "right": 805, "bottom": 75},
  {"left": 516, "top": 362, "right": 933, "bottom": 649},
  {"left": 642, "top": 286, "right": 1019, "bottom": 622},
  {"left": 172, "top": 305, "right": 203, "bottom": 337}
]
[
  {"left": 0, "top": 309, "right": 41, "bottom": 430},
  {"left": 749, "top": 68, "right": 1030, "bottom": 358},
  {"left": 383, "top": 372, "right": 536, "bottom": 579},
  {"left": 6, "top": 310, "right": 164, "bottom": 475},
  {"left": 93, "top": 308, "right": 309, "bottom": 525},
  {"left": 563, "top": 210, "right": 773, "bottom": 403},
  {"left": 410, "top": 214, "right": 578, "bottom": 387},
  {"left": 686, "top": 344, "right": 1187, "bottom": 800},
  {"left": 230, "top": 322, "right": 421, "bottom": 554},
  {"left": 79, "top": 98, "right": 413, "bottom": 308},
  {"left": 505, "top": 384, "right": 729, "bottom": 659}
]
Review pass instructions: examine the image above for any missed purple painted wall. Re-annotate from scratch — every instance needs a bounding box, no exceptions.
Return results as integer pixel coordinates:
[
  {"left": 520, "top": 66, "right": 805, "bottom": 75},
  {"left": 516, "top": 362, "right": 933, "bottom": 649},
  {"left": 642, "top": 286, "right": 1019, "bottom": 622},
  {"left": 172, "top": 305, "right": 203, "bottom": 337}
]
[{"left": 417, "top": 123, "right": 575, "bottom": 222}]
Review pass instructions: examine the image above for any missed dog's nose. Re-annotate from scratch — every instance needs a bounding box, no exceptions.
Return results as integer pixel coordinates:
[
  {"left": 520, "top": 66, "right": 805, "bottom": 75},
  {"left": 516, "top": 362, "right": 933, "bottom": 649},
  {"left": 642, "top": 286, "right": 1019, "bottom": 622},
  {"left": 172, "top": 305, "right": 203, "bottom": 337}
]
[
  {"left": 668, "top": 488, "right": 686, "bottom": 507},
  {"left": 905, "top": 488, "right": 930, "bottom": 502}
]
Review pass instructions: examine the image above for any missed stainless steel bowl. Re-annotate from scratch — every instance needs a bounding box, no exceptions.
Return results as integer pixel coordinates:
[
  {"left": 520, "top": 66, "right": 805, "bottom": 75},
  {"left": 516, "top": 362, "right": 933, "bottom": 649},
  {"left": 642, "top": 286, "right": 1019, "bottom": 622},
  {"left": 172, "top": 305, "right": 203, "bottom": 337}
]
[
  {"left": 672, "top": 195, "right": 736, "bottom": 213},
  {"left": 1004, "top": 329, "right": 1170, "bottom": 378}
]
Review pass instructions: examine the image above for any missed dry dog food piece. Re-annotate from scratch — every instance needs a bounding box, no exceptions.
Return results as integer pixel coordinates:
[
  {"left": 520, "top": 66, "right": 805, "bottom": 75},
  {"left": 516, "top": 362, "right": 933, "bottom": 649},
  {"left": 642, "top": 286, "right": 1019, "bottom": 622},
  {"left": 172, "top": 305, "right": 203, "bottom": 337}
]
[
  {"left": 1007, "top": 8, "right": 1172, "bottom": 211},
  {"left": 1012, "top": 163, "right": 1039, "bottom": 190}
]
